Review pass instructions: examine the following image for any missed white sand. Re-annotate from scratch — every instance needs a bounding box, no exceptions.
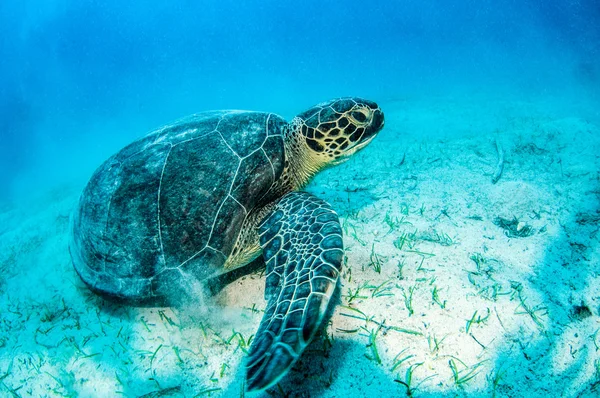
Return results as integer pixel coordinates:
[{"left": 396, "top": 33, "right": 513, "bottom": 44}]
[{"left": 1, "top": 93, "right": 599, "bottom": 397}]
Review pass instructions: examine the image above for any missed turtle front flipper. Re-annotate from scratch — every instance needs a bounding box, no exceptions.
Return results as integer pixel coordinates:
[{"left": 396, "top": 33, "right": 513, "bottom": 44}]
[{"left": 246, "top": 191, "right": 343, "bottom": 392}]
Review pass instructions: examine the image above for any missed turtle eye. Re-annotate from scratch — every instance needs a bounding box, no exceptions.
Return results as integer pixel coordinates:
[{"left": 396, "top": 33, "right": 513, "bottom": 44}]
[{"left": 349, "top": 110, "right": 368, "bottom": 124}]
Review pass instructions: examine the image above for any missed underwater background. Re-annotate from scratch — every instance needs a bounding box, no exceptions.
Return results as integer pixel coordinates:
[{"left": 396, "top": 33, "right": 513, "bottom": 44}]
[
  {"left": 1, "top": 0, "right": 599, "bottom": 203},
  {"left": 1, "top": 1, "right": 600, "bottom": 397}
]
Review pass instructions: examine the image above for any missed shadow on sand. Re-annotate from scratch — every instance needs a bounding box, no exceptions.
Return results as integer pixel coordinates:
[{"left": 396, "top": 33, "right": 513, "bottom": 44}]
[{"left": 490, "top": 183, "right": 600, "bottom": 397}]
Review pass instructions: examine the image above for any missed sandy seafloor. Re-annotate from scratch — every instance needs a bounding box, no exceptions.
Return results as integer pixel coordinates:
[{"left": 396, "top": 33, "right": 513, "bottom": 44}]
[{"left": 1, "top": 92, "right": 599, "bottom": 398}]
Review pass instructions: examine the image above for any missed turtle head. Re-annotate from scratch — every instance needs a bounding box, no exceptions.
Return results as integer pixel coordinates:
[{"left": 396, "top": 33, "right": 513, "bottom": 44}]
[
  {"left": 293, "top": 97, "right": 384, "bottom": 168},
  {"left": 281, "top": 97, "right": 384, "bottom": 191}
]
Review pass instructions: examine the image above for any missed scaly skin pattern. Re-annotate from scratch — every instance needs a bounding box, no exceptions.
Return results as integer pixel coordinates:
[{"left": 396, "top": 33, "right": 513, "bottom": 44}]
[{"left": 246, "top": 192, "right": 343, "bottom": 391}]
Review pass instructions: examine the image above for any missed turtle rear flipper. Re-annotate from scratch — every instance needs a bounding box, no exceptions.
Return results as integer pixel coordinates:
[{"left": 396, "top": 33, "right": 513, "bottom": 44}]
[{"left": 246, "top": 192, "right": 343, "bottom": 392}]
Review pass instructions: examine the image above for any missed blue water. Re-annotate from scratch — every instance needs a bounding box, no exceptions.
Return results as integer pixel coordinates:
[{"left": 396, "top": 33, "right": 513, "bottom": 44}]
[{"left": 1, "top": 0, "right": 598, "bottom": 201}]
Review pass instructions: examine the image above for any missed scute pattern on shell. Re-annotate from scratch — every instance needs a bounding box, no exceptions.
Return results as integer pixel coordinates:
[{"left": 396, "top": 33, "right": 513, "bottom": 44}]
[{"left": 70, "top": 111, "right": 287, "bottom": 303}]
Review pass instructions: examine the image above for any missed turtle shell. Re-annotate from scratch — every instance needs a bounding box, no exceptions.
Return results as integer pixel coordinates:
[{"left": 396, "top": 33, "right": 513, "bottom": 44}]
[{"left": 70, "top": 111, "right": 287, "bottom": 302}]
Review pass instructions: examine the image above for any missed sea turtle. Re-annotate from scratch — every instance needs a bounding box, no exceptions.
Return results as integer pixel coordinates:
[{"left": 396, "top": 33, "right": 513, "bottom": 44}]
[{"left": 70, "top": 97, "right": 384, "bottom": 391}]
